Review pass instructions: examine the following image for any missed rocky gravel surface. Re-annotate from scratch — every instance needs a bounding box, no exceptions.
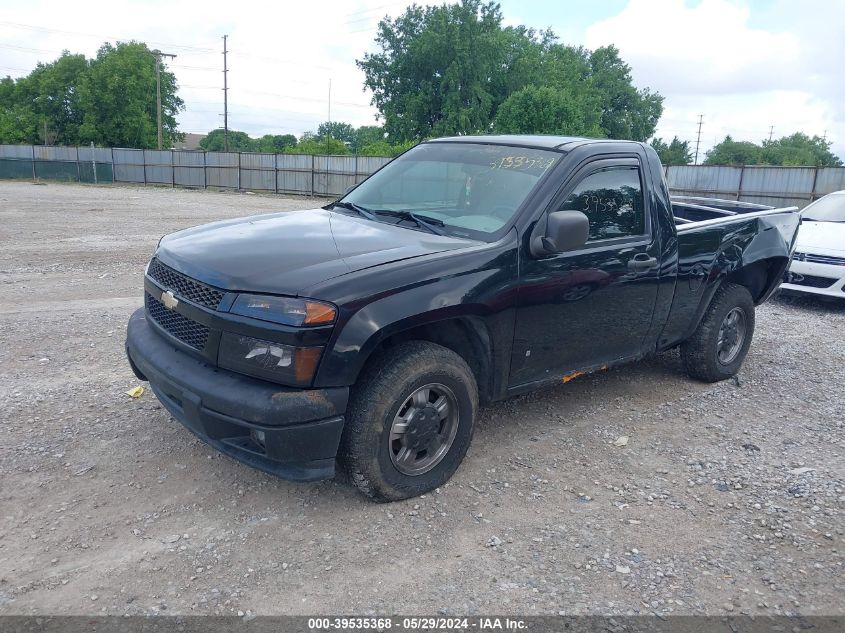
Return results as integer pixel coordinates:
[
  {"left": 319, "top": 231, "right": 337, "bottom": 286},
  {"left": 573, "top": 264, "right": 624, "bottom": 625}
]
[{"left": 0, "top": 181, "right": 843, "bottom": 617}]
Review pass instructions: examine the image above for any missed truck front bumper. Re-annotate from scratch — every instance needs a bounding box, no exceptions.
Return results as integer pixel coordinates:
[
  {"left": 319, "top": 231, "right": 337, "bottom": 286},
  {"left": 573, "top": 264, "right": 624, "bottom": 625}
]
[{"left": 125, "top": 308, "right": 348, "bottom": 482}]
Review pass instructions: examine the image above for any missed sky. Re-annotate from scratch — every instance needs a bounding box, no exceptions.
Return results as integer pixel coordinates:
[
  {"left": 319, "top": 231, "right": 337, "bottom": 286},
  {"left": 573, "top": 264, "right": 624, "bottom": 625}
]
[{"left": 1, "top": 0, "right": 843, "bottom": 159}]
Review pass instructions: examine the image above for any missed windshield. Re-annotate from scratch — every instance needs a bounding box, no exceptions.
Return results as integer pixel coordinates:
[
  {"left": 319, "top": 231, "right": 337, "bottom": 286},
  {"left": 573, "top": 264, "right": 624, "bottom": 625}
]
[
  {"left": 802, "top": 194, "right": 845, "bottom": 222},
  {"left": 341, "top": 142, "right": 560, "bottom": 239}
]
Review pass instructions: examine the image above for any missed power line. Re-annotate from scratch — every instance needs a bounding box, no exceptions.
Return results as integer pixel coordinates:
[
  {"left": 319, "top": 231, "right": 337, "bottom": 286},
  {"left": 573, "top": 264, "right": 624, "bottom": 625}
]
[{"left": 0, "top": 20, "right": 217, "bottom": 53}]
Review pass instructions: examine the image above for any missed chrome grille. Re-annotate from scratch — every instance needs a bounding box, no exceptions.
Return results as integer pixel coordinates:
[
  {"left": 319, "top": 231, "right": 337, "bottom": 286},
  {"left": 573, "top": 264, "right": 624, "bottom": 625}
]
[
  {"left": 145, "top": 292, "right": 209, "bottom": 350},
  {"left": 792, "top": 252, "right": 845, "bottom": 266},
  {"left": 147, "top": 258, "right": 224, "bottom": 310}
]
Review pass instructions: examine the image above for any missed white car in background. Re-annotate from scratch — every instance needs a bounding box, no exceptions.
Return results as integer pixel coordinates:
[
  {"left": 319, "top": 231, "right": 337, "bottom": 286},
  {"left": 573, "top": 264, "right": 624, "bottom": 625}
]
[{"left": 782, "top": 190, "right": 845, "bottom": 299}]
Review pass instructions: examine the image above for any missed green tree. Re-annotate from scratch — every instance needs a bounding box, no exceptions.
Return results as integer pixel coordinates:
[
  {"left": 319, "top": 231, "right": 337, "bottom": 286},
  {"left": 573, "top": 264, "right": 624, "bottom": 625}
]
[
  {"left": 23, "top": 52, "right": 89, "bottom": 145},
  {"left": 255, "top": 133, "right": 297, "bottom": 153},
  {"left": 290, "top": 135, "right": 350, "bottom": 155},
  {"left": 650, "top": 136, "right": 692, "bottom": 165},
  {"left": 358, "top": 139, "right": 417, "bottom": 156},
  {"left": 199, "top": 129, "right": 257, "bottom": 152},
  {"left": 704, "top": 136, "right": 764, "bottom": 165},
  {"left": 762, "top": 132, "right": 842, "bottom": 167},
  {"left": 352, "top": 125, "right": 386, "bottom": 152},
  {"left": 0, "top": 77, "right": 38, "bottom": 143},
  {"left": 317, "top": 121, "right": 357, "bottom": 146},
  {"left": 76, "top": 42, "right": 184, "bottom": 148},
  {"left": 358, "top": 0, "right": 505, "bottom": 140},
  {"left": 493, "top": 85, "right": 602, "bottom": 137},
  {"left": 0, "top": 42, "right": 184, "bottom": 148},
  {"left": 588, "top": 46, "right": 663, "bottom": 142},
  {"left": 357, "top": 1, "right": 663, "bottom": 142}
]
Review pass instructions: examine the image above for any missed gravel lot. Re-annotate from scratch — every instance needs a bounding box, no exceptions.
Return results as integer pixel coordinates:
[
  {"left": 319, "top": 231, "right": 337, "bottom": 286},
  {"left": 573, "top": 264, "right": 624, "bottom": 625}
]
[{"left": 1, "top": 181, "right": 843, "bottom": 617}]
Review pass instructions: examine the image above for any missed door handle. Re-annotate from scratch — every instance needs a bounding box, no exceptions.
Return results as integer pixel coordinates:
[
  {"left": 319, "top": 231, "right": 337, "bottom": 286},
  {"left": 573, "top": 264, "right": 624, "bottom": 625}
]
[{"left": 627, "top": 254, "right": 657, "bottom": 272}]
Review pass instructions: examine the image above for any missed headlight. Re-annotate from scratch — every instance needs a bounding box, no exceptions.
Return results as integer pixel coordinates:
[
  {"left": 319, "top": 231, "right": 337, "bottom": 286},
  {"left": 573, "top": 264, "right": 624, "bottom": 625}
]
[
  {"left": 230, "top": 294, "right": 336, "bottom": 326},
  {"left": 218, "top": 333, "right": 323, "bottom": 386}
]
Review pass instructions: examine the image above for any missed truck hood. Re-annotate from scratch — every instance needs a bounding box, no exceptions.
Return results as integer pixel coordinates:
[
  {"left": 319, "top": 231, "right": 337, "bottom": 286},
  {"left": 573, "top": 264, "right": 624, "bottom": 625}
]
[
  {"left": 795, "top": 220, "right": 845, "bottom": 254},
  {"left": 155, "top": 208, "right": 477, "bottom": 296}
]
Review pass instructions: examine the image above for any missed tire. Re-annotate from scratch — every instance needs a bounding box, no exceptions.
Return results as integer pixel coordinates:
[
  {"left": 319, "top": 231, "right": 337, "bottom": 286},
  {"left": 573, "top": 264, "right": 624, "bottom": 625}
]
[
  {"left": 681, "top": 282, "right": 755, "bottom": 382},
  {"left": 340, "top": 341, "right": 478, "bottom": 502}
]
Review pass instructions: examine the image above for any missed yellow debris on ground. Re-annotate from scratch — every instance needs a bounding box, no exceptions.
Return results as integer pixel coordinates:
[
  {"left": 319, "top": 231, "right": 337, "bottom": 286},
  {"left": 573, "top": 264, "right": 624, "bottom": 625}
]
[{"left": 126, "top": 386, "right": 145, "bottom": 398}]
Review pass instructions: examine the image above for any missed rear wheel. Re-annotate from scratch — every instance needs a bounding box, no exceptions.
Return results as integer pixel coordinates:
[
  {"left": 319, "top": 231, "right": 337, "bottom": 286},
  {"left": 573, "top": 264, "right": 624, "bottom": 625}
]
[
  {"left": 340, "top": 341, "right": 478, "bottom": 502},
  {"left": 681, "top": 282, "right": 755, "bottom": 382}
]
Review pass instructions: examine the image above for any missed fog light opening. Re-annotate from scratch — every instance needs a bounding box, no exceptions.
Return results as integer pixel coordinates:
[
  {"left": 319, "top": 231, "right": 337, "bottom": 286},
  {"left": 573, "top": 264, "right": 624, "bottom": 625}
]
[{"left": 250, "top": 429, "right": 266, "bottom": 450}]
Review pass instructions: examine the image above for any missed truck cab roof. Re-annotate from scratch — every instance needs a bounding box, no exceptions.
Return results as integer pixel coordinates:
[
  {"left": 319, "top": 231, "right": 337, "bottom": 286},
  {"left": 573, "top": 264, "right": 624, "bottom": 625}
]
[{"left": 427, "top": 134, "right": 644, "bottom": 151}]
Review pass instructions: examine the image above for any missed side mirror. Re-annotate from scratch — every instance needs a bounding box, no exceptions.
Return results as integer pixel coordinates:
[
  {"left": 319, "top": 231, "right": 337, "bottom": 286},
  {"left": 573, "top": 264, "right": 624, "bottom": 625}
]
[{"left": 530, "top": 210, "right": 590, "bottom": 257}]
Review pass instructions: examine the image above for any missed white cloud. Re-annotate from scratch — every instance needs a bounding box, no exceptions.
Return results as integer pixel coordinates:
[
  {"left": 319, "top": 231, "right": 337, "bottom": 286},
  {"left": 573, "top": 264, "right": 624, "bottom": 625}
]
[
  {"left": 0, "top": 0, "right": 405, "bottom": 137},
  {"left": 584, "top": 0, "right": 845, "bottom": 160},
  {"left": 1, "top": 0, "right": 843, "bottom": 161}
]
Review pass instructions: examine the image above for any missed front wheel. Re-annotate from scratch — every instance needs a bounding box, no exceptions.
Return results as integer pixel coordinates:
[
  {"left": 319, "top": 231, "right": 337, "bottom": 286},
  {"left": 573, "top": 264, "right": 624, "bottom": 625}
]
[
  {"left": 339, "top": 341, "right": 478, "bottom": 502},
  {"left": 681, "top": 282, "right": 755, "bottom": 382}
]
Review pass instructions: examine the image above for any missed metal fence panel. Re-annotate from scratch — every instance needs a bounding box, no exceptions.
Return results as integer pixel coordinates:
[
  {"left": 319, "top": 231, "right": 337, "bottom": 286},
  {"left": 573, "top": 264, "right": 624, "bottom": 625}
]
[
  {"left": 206, "top": 167, "right": 237, "bottom": 189},
  {"left": 239, "top": 153, "right": 275, "bottom": 191},
  {"left": 205, "top": 152, "right": 238, "bottom": 167},
  {"left": 142, "top": 150, "right": 172, "bottom": 184},
  {"left": 77, "top": 146, "right": 113, "bottom": 163},
  {"left": 741, "top": 167, "right": 816, "bottom": 196},
  {"left": 113, "top": 148, "right": 145, "bottom": 183},
  {"left": 277, "top": 169, "right": 312, "bottom": 195},
  {"left": 172, "top": 151, "right": 206, "bottom": 187},
  {"left": 34, "top": 145, "right": 77, "bottom": 161},
  {"left": 666, "top": 165, "right": 742, "bottom": 195},
  {"left": 814, "top": 168, "right": 845, "bottom": 196},
  {"left": 356, "top": 156, "right": 391, "bottom": 183},
  {"left": 0, "top": 144, "right": 33, "bottom": 159},
  {"left": 6, "top": 143, "right": 842, "bottom": 206}
]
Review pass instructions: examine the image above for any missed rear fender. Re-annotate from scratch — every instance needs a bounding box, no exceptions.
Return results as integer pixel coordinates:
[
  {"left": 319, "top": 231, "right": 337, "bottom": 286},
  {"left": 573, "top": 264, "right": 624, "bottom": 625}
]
[{"left": 682, "top": 214, "right": 797, "bottom": 340}]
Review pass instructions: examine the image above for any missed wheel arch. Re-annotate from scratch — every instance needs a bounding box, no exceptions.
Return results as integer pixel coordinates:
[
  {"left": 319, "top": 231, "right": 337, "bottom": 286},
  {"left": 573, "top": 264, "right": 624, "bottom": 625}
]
[
  {"left": 723, "top": 256, "right": 789, "bottom": 305},
  {"left": 352, "top": 314, "right": 497, "bottom": 404}
]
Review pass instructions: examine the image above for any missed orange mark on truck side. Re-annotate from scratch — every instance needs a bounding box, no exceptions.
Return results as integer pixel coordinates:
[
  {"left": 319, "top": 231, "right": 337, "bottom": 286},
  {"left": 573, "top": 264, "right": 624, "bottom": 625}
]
[
  {"left": 562, "top": 371, "right": 586, "bottom": 383},
  {"left": 562, "top": 365, "right": 609, "bottom": 383}
]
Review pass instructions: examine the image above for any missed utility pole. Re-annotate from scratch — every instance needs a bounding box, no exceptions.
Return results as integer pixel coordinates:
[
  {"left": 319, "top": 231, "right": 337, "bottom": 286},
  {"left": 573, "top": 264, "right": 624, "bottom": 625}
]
[
  {"left": 768, "top": 125, "right": 774, "bottom": 142},
  {"left": 153, "top": 50, "right": 177, "bottom": 150},
  {"left": 222, "top": 35, "right": 229, "bottom": 152},
  {"left": 693, "top": 114, "right": 704, "bottom": 165},
  {"left": 326, "top": 78, "right": 332, "bottom": 155}
]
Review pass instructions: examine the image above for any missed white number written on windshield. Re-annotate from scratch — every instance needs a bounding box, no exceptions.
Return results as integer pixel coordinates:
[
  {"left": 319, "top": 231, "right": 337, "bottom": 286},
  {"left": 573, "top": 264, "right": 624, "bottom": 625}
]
[{"left": 490, "top": 155, "right": 556, "bottom": 172}]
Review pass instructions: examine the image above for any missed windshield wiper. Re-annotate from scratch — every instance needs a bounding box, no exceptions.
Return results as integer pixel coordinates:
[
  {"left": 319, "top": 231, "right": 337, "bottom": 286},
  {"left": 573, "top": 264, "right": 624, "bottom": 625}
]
[
  {"left": 372, "top": 209, "right": 447, "bottom": 235},
  {"left": 329, "top": 200, "right": 377, "bottom": 221}
]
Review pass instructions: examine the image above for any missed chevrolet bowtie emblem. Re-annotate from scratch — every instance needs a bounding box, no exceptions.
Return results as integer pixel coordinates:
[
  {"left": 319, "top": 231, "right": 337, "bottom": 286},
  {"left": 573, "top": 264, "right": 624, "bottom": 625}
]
[{"left": 161, "top": 290, "right": 179, "bottom": 310}]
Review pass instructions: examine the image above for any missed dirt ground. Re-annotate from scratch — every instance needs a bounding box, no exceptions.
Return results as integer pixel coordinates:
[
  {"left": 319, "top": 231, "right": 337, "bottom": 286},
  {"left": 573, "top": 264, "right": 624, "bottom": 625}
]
[{"left": 0, "top": 181, "right": 843, "bottom": 617}]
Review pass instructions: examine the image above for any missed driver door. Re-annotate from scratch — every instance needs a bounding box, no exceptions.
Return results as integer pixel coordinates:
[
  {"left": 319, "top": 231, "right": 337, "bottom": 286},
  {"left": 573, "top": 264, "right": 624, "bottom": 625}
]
[{"left": 509, "top": 158, "right": 661, "bottom": 386}]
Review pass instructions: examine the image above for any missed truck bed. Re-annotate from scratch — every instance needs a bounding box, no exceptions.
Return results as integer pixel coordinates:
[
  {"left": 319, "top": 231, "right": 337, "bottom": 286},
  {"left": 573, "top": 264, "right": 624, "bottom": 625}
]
[
  {"left": 670, "top": 195, "right": 793, "bottom": 225},
  {"left": 657, "top": 196, "right": 800, "bottom": 349}
]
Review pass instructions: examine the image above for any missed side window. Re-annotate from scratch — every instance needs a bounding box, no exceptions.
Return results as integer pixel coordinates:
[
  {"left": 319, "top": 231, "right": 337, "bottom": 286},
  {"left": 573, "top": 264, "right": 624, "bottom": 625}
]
[{"left": 557, "top": 166, "right": 645, "bottom": 241}]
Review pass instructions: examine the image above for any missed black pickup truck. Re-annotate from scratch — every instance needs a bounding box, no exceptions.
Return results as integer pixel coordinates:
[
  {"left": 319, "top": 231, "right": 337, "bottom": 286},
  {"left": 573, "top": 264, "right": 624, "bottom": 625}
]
[{"left": 126, "top": 135, "right": 800, "bottom": 501}]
